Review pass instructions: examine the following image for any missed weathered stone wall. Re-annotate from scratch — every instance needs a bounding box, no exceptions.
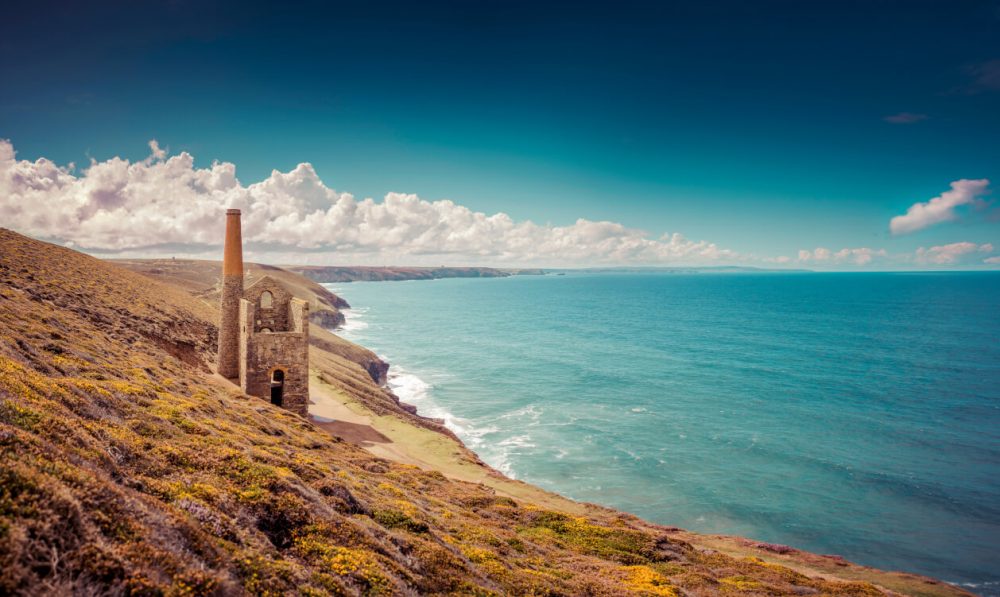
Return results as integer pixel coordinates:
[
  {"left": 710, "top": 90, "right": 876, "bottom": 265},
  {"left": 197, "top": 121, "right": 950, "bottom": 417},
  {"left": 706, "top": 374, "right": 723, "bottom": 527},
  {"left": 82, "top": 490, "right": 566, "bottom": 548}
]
[
  {"left": 289, "top": 297, "right": 308, "bottom": 334},
  {"left": 237, "top": 284, "right": 310, "bottom": 417},
  {"left": 241, "top": 332, "right": 309, "bottom": 416},
  {"left": 238, "top": 299, "right": 252, "bottom": 391},
  {"left": 219, "top": 211, "right": 311, "bottom": 416},
  {"left": 243, "top": 278, "right": 293, "bottom": 333}
]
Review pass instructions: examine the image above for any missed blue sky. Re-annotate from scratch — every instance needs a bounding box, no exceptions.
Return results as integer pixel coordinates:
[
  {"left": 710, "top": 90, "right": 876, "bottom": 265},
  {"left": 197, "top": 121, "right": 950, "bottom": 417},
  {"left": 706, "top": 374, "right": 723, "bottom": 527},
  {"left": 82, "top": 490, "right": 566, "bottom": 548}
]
[{"left": 1, "top": 0, "right": 999, "bottom": 267}]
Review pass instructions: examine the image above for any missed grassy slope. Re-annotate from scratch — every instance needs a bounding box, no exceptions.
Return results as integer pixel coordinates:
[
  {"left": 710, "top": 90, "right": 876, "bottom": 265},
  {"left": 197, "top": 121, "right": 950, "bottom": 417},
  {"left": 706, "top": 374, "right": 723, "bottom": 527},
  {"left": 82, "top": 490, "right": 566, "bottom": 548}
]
[{"left": 0, "top": 229, "right": 970, "bottom": 596}]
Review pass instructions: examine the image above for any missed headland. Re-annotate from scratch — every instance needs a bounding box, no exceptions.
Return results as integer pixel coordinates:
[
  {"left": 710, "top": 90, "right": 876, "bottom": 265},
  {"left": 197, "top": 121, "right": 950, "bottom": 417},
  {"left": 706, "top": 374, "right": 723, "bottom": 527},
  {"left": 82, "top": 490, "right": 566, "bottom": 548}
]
[{"left": 0, "top": 228, "right": 972, "bottom": 596}]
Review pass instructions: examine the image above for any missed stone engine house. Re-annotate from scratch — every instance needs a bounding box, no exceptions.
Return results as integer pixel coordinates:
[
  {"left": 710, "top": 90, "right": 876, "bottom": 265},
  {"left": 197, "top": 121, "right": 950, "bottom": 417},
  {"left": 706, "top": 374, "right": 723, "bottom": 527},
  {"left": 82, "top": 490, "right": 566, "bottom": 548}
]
[{"left": 217, "top": 209, "right": 309, "bottom": 416}]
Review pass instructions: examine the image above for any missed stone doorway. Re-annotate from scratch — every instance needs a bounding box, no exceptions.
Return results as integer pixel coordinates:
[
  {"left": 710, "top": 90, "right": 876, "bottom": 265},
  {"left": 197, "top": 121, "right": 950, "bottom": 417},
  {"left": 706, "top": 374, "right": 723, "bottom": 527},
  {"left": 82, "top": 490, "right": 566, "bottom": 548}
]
[{"left": 270, "top": 369, "right": 285, "bottom": 407}]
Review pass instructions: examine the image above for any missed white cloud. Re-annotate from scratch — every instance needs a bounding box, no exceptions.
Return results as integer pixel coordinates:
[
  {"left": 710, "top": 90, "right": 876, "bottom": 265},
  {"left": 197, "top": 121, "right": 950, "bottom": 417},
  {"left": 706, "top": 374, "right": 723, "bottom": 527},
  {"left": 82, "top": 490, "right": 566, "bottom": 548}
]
[
  {"left": 144, "top": 139, "right": 167, "bottom": 164},
  {"left": 797, "top": 247, "right": 886, "bottom": 266},
  {"left": 834, "top": 247, "right": 887, "bottom": 265},
  {"left": 796, "top": 244, "right": 998, "bottom": 267},
  {"left": 914, "top": 242, "right": 993, "bottom": 265},
  {"left": 889, "top": 179, "right": 990, "bottom": 235},
  {"left": 0, "top": 139, "right": 740, "bottom": 266}
]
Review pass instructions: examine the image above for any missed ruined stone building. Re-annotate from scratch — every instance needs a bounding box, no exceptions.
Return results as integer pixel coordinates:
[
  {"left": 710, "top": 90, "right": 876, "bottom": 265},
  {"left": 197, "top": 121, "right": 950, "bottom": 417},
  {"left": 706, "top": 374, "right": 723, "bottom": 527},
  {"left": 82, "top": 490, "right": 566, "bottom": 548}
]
[{"left": 217, "top": 209, "right": 309, "bottom": 416}]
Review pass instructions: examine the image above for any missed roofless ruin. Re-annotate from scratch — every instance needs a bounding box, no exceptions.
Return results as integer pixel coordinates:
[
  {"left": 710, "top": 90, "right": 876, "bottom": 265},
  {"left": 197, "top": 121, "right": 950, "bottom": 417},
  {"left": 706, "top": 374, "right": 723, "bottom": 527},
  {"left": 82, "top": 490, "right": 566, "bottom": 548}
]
[{"left": 217, "top": 209, "right": 309, "bottom": 416}]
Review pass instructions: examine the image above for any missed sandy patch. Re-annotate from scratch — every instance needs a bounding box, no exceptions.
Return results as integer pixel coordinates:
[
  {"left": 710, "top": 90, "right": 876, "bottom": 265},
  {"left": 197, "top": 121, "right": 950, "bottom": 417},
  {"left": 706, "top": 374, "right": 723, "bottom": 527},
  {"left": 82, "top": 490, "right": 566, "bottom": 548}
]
[{"left": 312, "top": 419, "right": 391, "bottom": 445}]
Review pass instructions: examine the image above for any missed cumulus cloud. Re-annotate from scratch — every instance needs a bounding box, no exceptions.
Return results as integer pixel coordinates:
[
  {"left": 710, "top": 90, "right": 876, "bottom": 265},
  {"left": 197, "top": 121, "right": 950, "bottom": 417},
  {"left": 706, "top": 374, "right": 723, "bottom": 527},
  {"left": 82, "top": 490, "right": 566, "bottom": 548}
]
[
  {"left": 883, "top": 112, "right": 927, "bottom": 124},
  {"left": 0, "top": 139, "right": 739, "bottom": 266},
  {"left": 793, "top": 244, "right": 1000, "bottom": 268},
  {"left": 915, "top": 242, "right": 993, "bottom": 265},
  {"left": 889, "top": 179, "right": 991, "bottom": 235},
  {"left": 797, "top": 247, "right": 887, "bottom": 266}
]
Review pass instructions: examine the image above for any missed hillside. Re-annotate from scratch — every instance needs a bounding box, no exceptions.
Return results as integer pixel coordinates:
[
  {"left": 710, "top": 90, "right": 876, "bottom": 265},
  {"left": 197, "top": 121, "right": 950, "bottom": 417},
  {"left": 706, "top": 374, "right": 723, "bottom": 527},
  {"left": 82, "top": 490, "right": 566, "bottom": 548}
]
[
  {"left": 0, "top": 229, "right": 971, "bottom": 596},
  {"left": 114, "top": 259, "right": 351, "bottom": 330}
]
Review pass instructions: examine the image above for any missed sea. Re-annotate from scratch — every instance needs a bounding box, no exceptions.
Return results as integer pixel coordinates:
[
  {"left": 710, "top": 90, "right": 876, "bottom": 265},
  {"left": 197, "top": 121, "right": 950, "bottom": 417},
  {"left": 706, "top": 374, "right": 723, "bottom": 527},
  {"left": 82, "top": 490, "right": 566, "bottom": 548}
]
[{"left": 322, "top": 272, "right": 1000, "bottom": 593}]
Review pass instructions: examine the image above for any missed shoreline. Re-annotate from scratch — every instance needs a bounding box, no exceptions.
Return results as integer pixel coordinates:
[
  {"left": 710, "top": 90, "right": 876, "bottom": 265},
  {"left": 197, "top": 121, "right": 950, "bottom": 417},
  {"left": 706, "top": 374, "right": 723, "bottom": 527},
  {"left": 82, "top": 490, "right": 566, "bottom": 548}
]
[
  {"left": 310, "top": 296, "right": 978, "bottom": 597},
  {"left": 326, "top": 299, "right": 523, "bottom": 478},
  {"left": 307, "top": 366, "right": 586, "bottom": 514}
]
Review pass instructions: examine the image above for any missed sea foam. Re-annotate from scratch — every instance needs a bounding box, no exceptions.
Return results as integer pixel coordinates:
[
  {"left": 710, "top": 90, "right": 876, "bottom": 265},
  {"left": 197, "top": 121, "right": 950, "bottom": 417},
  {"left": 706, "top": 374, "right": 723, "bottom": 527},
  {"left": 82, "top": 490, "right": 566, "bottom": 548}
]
[
  {"left": 339, "top": 307, "right": 369, "bottom": 331},
  {"left": 382, "top": 360, "right": 524, "bottom": 477}
]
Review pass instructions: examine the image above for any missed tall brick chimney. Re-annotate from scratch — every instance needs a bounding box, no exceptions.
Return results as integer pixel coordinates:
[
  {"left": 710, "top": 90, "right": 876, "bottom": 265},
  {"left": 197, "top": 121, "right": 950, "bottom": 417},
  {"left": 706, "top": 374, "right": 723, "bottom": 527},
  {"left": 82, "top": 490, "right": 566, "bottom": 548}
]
[{"left": 218, "top": 208, "right": 243, "bottom": 378}]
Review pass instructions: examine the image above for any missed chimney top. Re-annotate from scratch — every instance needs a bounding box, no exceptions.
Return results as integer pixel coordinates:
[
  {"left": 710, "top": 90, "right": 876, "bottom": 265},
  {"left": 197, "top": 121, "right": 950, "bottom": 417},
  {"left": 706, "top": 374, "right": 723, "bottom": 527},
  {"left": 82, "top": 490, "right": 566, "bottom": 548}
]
[{"left": 226, "top": 208, "right": 241, "bottom": 215}]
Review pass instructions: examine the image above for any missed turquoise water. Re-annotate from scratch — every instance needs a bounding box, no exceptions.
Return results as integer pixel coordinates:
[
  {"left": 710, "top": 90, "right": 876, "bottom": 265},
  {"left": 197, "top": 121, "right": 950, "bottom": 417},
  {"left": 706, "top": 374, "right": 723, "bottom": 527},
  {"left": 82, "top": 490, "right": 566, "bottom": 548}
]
[{"left": 324, "top": 273, "right": 1000, "bottom": 592}]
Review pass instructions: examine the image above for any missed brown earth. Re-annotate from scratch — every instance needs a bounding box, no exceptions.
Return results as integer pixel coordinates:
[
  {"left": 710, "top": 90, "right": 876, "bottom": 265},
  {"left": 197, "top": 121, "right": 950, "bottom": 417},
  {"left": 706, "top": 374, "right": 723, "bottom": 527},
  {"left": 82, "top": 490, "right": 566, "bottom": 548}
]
[
  {"left": 313, "top": 420, "right": 392, "bottom": 446},
  {"left": 0, "top": 228, "right": 973, "bottom": 596}
]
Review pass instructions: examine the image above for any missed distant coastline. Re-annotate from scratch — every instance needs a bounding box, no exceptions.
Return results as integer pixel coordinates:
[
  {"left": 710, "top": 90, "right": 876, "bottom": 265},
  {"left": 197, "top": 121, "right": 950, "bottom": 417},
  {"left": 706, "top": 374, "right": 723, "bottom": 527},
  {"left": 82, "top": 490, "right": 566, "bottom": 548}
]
[
  {"left": 287, "top": 265, "right": 545, "bottom": 283},
  {"left": 286, "top": 264, "right": 819, "bottom": 283},
  {"left": 549, "top": 265, "right": 813, "bottom": 274}
]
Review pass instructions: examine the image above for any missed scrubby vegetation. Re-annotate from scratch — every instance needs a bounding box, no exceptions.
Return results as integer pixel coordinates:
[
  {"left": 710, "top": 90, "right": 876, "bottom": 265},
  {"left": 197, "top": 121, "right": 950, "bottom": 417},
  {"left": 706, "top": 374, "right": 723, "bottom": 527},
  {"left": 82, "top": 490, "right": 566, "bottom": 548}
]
[{"left": 0, "top": 229, "right": 968, "bottom": 595}]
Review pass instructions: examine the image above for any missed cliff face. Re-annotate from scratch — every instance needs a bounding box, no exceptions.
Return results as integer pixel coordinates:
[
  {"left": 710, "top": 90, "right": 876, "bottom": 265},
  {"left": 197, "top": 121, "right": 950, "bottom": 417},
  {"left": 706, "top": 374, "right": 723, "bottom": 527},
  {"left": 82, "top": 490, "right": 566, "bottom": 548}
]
[{"left": 0, "top": 230, "right": 970, "bottom": 596}]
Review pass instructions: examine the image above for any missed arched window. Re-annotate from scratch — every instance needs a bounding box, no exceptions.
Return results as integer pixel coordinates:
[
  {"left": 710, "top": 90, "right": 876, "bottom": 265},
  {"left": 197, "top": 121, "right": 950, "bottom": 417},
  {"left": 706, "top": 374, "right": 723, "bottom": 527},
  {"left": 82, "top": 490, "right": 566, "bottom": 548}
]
[
  {"left": 260, "top": 291, "right": 273, "bottom": 309},
  {"left": 260, "top": 328, "right": 272, "bottom": 333}
]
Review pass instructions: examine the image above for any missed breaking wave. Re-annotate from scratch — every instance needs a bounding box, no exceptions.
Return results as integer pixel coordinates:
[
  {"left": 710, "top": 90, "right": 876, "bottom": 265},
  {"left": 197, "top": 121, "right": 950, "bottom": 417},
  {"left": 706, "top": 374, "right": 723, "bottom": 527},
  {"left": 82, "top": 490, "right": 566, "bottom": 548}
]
[
  {"left": 385, "top": 364, "right": 534, "bottom": 478},
  {"left": 339, "top": 306, "right": 369, "bottom": 331}
]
